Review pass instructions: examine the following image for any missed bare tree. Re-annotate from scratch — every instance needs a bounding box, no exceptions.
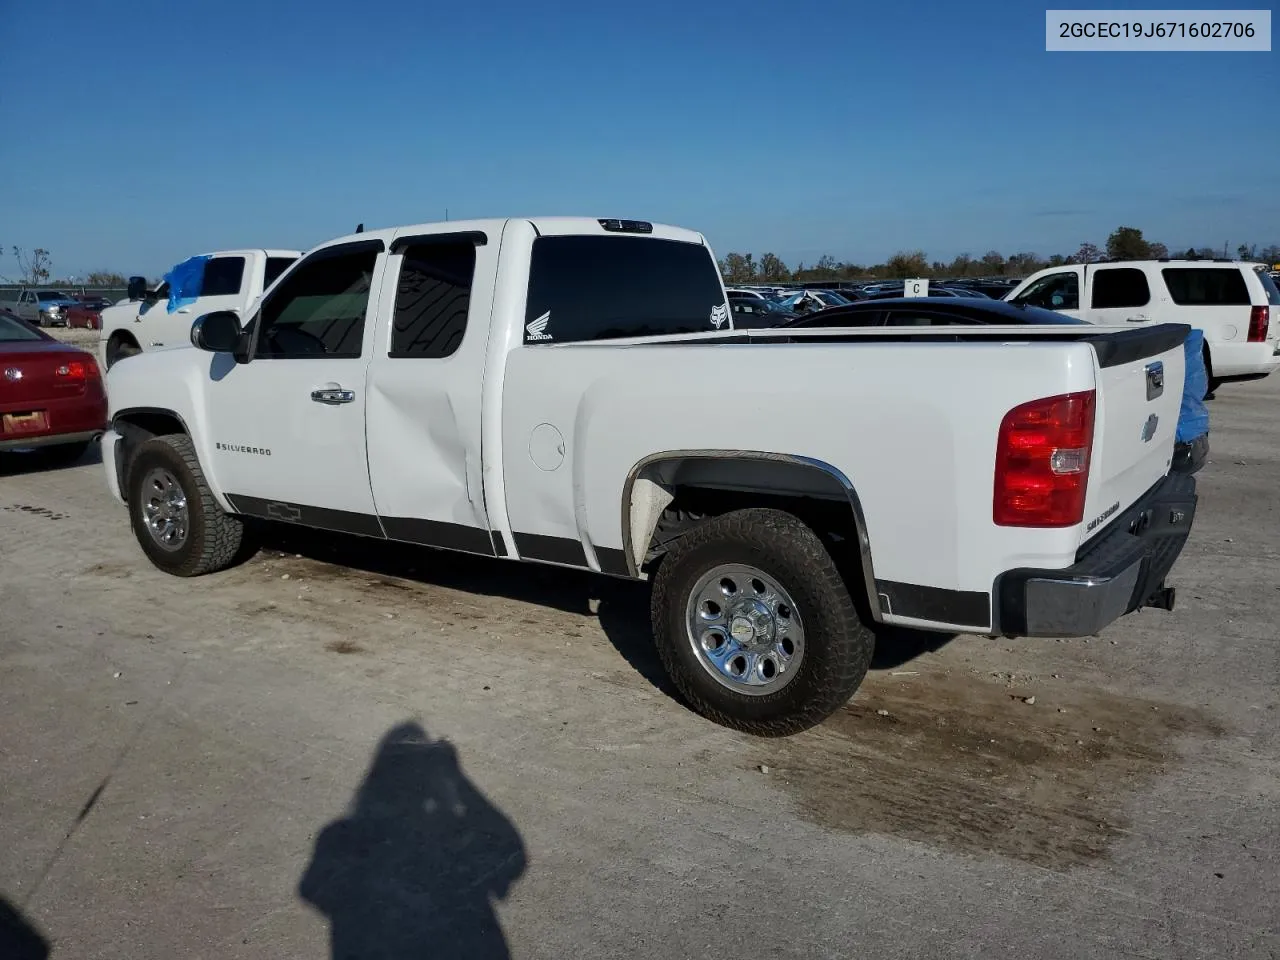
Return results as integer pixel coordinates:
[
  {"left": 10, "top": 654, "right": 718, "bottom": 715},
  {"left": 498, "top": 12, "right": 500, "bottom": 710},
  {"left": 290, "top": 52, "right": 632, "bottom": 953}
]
[{"left": 13, "top": 246, "right": 52, "bottom": 284}]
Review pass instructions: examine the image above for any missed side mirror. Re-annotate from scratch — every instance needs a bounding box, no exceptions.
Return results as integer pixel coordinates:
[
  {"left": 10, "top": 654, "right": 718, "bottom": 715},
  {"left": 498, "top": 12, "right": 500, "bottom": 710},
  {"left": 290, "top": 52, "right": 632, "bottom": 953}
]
[
  {"left": 127, "top": 276, "right": 148, "bottom": 301},
  {"left": 191, "top": 310, "right": 244, "bottom": 358}
]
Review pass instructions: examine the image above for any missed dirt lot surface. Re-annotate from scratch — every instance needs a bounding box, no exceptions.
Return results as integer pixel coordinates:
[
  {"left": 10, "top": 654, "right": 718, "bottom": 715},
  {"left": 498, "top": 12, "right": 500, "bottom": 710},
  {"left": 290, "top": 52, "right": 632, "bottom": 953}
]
[{"left": 2, "top": 349, "right": 1278, "bottom": 959}]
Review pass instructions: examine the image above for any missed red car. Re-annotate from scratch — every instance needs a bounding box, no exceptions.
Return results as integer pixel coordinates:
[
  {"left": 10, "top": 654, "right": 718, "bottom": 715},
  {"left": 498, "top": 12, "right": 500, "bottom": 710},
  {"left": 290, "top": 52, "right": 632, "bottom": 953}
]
[
  {"left": 0, "top": 311, "right": 107, "bottom": 463},
  {"left": 65, "top": 303, "right": 104, "bottom": 330}
]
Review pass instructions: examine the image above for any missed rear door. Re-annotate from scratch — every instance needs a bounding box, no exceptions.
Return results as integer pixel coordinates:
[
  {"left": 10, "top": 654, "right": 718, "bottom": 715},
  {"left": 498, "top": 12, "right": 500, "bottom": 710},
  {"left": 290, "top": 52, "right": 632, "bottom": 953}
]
[
  {"left": 364, "top": 228, "right": 498, "bottom": 555},
  {"left": 1080, "top": 327, "right": 1186, "bottom": 540},
  {"left": 1086, "top": 266, "right": 1154, "bottom": 325}
]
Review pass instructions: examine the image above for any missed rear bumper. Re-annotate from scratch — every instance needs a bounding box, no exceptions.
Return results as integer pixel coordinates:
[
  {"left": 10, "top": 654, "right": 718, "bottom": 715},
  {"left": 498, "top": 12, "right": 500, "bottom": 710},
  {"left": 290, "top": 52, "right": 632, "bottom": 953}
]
[
  {"left": 1210, "top": 341, "right": 1280, "bottom": 380},
  {"left": 994, "top": 473, "right": 1197, "bottom": 637},
  {"left": 0, "top": 392, "right": 107, "bottom": 450},
  {"left": 1172, "top": 434, "right": 1209, "bottom": 475},
  {"left": 0, "top": 429, "right": 100, "bottom": 451}
]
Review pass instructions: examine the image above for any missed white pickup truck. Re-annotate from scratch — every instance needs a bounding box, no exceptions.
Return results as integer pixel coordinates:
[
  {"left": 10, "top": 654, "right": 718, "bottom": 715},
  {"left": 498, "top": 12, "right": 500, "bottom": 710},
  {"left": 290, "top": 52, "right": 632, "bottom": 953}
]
[
  {"left": 99, "top": 249, "right": 299, "bottom": 369},
  {"left": 99, "top": 217, "right": 1198, "bottom": 735}
]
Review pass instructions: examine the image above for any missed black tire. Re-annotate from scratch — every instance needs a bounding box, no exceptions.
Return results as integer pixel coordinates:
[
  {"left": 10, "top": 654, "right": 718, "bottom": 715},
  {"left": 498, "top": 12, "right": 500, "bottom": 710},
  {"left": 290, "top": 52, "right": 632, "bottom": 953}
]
[
  {"left": 650, "top": 507, "right": 874, "bottom": 737},
  {"left": 39, "top": 440, "right": 91, "bottom": 467},
  {"left": 106, "top": 335, "right": 141, "bottom": 369},
  {"left": 127, "top": 434, "right": 250, "bottom": 576}
]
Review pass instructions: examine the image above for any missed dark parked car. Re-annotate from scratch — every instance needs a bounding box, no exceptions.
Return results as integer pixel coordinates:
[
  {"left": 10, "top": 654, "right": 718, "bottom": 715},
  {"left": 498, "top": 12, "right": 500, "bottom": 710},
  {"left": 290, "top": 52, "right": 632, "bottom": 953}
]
[{"left": 730, "top": 298, "right": 799, "bottom": 328}]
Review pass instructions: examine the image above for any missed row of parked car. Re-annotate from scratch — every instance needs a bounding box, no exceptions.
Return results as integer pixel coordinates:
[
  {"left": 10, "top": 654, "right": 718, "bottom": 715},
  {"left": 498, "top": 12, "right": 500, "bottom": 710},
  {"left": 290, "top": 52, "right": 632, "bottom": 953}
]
[{"left": 0, "top": 289, "right": 118, "bottom": 329}]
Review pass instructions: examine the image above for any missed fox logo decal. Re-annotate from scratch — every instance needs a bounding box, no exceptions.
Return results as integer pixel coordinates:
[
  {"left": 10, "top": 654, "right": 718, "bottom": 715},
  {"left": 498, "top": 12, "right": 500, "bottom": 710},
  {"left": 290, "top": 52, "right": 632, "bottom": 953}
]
[{"left": 710, "top": 303, "right": 729, "bottom": 329}]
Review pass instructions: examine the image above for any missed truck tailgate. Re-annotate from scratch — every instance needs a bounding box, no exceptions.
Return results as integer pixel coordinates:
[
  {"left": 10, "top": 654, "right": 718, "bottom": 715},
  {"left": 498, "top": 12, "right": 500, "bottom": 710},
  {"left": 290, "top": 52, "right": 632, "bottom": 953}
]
[{"left": 1081, "top": 324, "right": 1188, "bottom": 542}]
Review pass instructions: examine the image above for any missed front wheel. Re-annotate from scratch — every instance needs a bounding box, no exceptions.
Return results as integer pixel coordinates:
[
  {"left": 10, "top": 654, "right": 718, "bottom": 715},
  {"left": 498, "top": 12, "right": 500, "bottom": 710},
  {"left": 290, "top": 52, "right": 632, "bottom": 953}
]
[
  {"left": 127, "top": 434, "right": 252, "bottom": 576},
  {"left": 650, "top": 507, "right": 874, "bottom": 737},
  {"left": 106, "top": 335, "right": 141, "bottom": 369}
]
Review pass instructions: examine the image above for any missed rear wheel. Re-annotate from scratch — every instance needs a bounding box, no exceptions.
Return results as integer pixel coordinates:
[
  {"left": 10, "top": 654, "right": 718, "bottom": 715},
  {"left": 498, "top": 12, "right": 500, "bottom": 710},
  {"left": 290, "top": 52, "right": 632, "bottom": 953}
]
[
  {"left": 127, "top": 434, "right": 251, "bottom": 576},
  {"left": 650, "top": 507, "right": 874, "bottom": 737}
]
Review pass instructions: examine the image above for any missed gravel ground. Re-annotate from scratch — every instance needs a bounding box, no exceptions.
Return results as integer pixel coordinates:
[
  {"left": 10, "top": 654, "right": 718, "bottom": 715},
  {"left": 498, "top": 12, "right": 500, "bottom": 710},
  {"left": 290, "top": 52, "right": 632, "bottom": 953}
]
[{"left": 1, "top": 347, "right": 1277, "bottom": 959}]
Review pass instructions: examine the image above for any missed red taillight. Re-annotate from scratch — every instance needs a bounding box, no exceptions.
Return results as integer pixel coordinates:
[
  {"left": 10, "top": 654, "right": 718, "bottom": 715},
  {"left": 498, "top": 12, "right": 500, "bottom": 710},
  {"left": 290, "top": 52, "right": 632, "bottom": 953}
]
[
  {"left": 994, "top": 390, "right": 1096, "bottom": 527},
  {"left": 55, "top": 358, "right": 97, "bottom": 380},
  {"left": 1247, "top": 305, "right": 1269, "bottom": 343}
]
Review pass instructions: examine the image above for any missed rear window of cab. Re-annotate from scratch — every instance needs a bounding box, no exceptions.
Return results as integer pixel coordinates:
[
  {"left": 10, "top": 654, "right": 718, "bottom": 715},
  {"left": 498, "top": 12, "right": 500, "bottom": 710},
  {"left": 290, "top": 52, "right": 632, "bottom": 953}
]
[{"left": 524, "top": 236, "right": 726, "bottom": 344}]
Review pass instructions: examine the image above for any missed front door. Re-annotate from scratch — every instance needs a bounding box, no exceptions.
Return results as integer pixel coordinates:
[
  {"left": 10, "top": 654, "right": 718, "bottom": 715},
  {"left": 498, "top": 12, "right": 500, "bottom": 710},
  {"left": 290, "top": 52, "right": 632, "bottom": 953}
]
[
  {"left": 202, "top": 240, "right": 386, "bottom": 537},
  {"left": 1008, "top": 268, "right": 1083, "bottom": 320},
  {"left": 136, "top": 254, "right": 250, "bottom": 350}
]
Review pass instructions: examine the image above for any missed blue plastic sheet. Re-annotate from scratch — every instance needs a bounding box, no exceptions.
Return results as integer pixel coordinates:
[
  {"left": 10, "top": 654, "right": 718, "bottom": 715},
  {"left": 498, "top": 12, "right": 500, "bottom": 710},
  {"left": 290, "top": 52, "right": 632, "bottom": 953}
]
[
  {"left": 163, "top": 255, "right": 209, "bottom": 314},
  {"left": 1178, "top": 328, "right": 1209, "bottom": 443}
]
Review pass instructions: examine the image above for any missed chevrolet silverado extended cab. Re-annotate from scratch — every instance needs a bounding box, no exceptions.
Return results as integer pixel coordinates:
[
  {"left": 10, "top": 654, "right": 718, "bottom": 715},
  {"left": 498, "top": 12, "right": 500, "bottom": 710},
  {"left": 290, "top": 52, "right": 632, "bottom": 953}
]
[
  {"left": 100, "top": 249, "right": 299, "bottom": 368},
  {"left": 100, "top": 217, "right": 1198, "bottom": 735}
]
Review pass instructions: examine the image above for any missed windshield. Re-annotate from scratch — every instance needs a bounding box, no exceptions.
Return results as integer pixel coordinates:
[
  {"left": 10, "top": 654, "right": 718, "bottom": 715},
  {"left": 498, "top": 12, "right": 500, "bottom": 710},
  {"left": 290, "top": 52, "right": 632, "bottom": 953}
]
[
  {"left": 0, "top": 314, "right": 43, "bottom": 341},
  {"left": 815, "top": 291, "right": 850, "bottom": 305},
  {"left": 36, "top": 291, "right": 70, "bottom": 301}
]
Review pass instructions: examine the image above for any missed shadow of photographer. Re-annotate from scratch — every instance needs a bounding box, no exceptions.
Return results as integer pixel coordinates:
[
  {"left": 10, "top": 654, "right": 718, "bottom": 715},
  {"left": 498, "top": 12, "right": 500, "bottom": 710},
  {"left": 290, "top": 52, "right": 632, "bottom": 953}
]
[{"left": 299, "top": 721, "right": 526, "bottom": 959}]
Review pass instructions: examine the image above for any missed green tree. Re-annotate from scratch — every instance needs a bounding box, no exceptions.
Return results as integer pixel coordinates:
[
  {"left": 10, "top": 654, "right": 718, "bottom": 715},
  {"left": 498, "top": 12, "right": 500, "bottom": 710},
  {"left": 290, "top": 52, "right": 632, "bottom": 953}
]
[
  {"left": 757, "top": 252, "right": 790, "bottom": 282},
  {"left": 886, "top": 250, "right": 929, "bottom": 278},
  {"left": 1237, "top": 243, "right": 1257, "bottom": 261},
  {"left": 719, "top": 252, "right": 757, "bottom": 284},
  {"left": 1105, "top": 226, "right": 1150, "bottom": 260},
  {"left": 1047, "top": 254, "right": 1068, "bottom": 267},
  {"left": 980, "top": 250, "right": 1005, "bottom": 275},
  {"left": 86, "top": 270, "right": 127, "bottom": 286},
  {"left": 1147, "top": 242, "right": 1168, "bottom": 259}
]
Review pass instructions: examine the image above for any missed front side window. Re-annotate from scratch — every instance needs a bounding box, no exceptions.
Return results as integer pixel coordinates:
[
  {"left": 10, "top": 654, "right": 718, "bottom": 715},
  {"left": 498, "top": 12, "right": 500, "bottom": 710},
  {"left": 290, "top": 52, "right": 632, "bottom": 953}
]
[
  {"left": 524, "top": 236, "right": 725, "bottom": 343},
  {"left": 253, "top": 244, "right": 379, "bottom": 359},
  {"left": 390, "top": 240, "right": 477, "bottom": 359},
  {"left": 1011, "top": 271, "right": 1079, "bottom": 310},
  {"left": 201, "top": 257, "right": 246, "bottom": 297},
  {"left": 1091, "top": 268, "right": 1150, "bottom": 309}
]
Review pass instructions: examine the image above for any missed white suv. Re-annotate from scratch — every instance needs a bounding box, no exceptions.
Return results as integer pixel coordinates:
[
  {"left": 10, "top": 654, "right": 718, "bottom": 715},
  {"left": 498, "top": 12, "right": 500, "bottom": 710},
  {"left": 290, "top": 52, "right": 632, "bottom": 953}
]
[{"left": 1006, "top": 260, "right": 1280, "bottom": 392}]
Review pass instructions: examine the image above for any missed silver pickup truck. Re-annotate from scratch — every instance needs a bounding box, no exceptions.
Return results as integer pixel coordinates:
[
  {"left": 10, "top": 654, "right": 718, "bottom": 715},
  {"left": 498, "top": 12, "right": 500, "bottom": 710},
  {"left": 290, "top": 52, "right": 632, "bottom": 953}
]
[{"left": 3, "top": 289, "right": 81, "bottom": 327}]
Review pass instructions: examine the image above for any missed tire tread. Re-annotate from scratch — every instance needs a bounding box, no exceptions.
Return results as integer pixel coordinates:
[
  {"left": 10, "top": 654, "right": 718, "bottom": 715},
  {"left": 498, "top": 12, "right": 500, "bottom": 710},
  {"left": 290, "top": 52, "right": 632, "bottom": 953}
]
[{"left": 651, "top": 507, "right": 873, "bottom": 737}]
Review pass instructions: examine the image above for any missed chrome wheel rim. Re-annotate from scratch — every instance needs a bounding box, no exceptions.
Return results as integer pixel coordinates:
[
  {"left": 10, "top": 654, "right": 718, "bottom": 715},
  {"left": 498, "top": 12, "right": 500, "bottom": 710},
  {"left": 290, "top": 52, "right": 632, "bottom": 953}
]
[
  {"left": 140, "top": 467, "right": 189, "bottom": 551},
  {"left": 684, "top": 563, "right": 805, "bottom": 696}
]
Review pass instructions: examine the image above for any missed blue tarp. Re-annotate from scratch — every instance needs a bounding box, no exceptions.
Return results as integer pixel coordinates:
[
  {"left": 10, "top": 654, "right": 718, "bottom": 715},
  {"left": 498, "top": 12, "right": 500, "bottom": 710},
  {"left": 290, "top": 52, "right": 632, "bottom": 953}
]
[
  {"left": 163, "top": 255, "right": 209, "bottom": 314},
  {"left": 1179, "top": 328, "right": 1210, "bottom": 443}
]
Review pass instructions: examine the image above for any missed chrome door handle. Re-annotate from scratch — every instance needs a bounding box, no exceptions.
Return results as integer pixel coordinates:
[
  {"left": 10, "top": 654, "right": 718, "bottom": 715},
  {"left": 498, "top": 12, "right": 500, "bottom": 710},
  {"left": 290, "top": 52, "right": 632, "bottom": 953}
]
[
  {"left": 1126, "top": 315, "right": 1149, "bottom": 323},
  {"left": 311, "top": 385, "right": 355, "bottom": 405}
]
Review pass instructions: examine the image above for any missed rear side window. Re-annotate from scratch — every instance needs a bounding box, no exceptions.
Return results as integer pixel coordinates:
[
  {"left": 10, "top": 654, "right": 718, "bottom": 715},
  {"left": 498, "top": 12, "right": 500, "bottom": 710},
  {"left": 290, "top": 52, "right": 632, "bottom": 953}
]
[
  {"left": 1253, "top": 269, "right": 1280, "bottom": 306},
  {"left": 201, "top": 257, "right": 246, "bottom": 297},
  {"left": 524, "top": 236, "right": 725, "bottom": 343},
  {"left": 390, "top": 240, "right": 477, "bottom": 358},
  {"left": 263, "top": 256, "right": 296, "bottom": 290},
  {"left": 1011, "top": 271, "right": 1079, "bottom": 310},
  {"left": 254, "top": 244, "right": 379, "bottom": 359},
  {"left": 1091, "top": 268, "right": 1150, "bottom": 309},
  {"left": 1161, "top": 268, "right": 1250, "bottom": 306}
]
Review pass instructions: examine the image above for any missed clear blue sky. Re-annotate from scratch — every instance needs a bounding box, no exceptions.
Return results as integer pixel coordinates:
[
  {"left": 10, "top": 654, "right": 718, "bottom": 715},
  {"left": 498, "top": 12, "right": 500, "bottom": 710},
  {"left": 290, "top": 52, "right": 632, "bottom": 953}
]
[{"left": 1, "top": 0, "right": 1276, "bottom": 278}]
